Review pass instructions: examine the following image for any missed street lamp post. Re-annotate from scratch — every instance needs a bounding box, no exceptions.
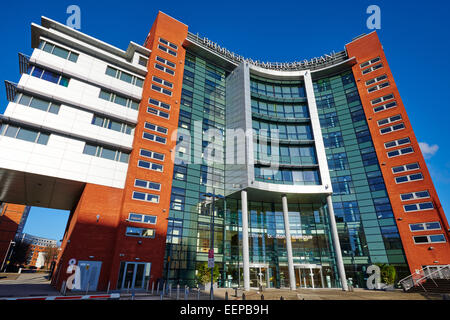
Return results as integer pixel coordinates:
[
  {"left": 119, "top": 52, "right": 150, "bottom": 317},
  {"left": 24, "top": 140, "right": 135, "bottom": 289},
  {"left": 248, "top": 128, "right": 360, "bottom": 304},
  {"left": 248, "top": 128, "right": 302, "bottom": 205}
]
[
  {"left": 1, "top": 241, "right": 15, "bottom": 272},
  {"left": 203, "top": 189, "right": 224, "bottom": 300}
]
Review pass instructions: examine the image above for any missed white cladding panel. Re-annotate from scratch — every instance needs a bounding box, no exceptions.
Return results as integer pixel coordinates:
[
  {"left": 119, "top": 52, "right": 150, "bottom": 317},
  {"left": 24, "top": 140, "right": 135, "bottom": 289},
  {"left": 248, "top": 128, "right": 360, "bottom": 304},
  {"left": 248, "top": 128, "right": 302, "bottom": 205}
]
[{"left": 0, "top": 133, "right": 128, "bottom": 188}]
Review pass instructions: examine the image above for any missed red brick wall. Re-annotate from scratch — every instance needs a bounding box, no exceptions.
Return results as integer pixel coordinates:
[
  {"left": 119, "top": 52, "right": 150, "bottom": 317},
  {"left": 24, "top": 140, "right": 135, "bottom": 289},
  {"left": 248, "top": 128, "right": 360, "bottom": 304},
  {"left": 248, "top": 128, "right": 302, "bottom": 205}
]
[
  {"left": 52, "top": 12, "right": 189, "bottom": 291},
  {"left": 346, "top": 32, "right": 450, "bottom": 273},
  {"left": 0, "top": 204, "right": 27, "bottom": 268},
  {"left": 108, "top": 11, "right": 188, "bottom": 289},
  {"left": 52, "top": 184, "right": 123, "bottom": 290}
]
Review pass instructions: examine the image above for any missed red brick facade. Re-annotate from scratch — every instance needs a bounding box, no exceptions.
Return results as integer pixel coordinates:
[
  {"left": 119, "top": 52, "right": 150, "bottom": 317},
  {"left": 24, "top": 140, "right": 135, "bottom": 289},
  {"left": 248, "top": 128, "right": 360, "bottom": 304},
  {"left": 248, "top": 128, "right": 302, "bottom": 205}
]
[{"left": 346, "top": 32, "right": 450, "bottom": 273}]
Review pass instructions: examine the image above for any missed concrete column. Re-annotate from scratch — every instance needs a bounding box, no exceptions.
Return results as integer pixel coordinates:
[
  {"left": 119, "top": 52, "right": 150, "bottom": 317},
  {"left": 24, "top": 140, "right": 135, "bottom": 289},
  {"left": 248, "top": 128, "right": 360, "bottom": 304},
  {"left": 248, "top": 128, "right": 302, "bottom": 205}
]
[
  {"left": 241, "top": 190, "right": 250, "bottom": 291},
  {"left": 282, "top": 195, "right": 296, "bottom": 290},
  {"left": 326, "top": 195, "right": 348, "bottom": 291}
]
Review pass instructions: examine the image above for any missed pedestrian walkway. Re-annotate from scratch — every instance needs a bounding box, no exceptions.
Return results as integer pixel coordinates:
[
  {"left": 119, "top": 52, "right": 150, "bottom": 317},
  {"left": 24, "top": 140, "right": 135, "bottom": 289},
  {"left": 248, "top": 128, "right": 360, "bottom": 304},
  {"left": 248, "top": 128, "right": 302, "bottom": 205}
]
[
  {"left": 0, "top": 274, "right": 443, "bottom": 300},
  {"left": 0, "top": 272, "right": 60, "bottom": 298}
]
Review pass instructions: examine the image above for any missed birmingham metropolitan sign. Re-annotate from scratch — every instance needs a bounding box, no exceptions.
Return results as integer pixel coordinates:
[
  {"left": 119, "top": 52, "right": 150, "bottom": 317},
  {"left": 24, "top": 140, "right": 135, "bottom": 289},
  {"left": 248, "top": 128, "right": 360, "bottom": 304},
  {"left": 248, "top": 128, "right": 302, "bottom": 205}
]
[{"left": 189, "top": 32, "right": 341, "bottom": 71}]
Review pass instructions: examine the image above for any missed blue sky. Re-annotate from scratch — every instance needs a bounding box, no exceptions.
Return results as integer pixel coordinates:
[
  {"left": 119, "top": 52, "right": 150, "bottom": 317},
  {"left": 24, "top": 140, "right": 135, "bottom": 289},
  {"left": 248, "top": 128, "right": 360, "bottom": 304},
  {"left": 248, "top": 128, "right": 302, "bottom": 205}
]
[{"left": 1, "top": 0, "right": 449, "bottom": 240}]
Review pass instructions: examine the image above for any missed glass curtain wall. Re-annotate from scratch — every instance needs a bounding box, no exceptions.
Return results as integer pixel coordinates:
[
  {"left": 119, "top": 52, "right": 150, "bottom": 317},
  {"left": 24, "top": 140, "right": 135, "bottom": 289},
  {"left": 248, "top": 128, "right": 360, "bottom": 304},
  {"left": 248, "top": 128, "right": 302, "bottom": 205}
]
[{"left": 314, "top": 71, "right": 409, "bottom": 287}]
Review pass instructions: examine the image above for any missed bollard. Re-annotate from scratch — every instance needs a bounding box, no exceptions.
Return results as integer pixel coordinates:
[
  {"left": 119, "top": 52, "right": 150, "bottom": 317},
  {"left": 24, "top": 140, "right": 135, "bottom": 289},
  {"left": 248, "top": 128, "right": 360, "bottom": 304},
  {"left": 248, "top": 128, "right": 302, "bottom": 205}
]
[
  {"left": 197, "top": 287, "right": 200, "bottom": 300},
  {"left": 146, "top": 280, "right": 149, "bottom": 293},
  {"left": 162, "top": 281, "right": 166, "bottom": 296},
  {"left": 234, "top": 287, "right": 238, "bottom": 297},
  {"left": 127, "top": 282, "right": 130, "bottom": 294},
  {"left": 261, "top": 294, "right": 264, "bottom": 300},
  {"left": 86, "top": 282, "right": 90, "bottom": 295},
  {"left": 280, "top": 296, "right": 284, "bottom": 300},
  {"left": 160, "top": 292, "right": 163, "bottom": 300},
  {"left": 61, "top": 280, "right": 67, "bottom": 296},
  {"left": 156, "top": 281, "right": 160, "bottom": 295},
  {"left": 107, "top": 281, "right": 110, "bottom": 294},
  {"left": 225, "top": 291, "right": 228, "bottom": 300},
  {"left": 242, "top": 293, "right": 246, "bottom": 300},
  {"left": 151, "top": 281, "right": 154, "bottom": 295},
  {"left": 169, "top": 283, "right": 172, "bottom": 297},
  {"left": 184, "top": 286, "right": 188, "bottom": 300},
  {"left": 177, "top": 284, "right": 180, "bottom": 300}
]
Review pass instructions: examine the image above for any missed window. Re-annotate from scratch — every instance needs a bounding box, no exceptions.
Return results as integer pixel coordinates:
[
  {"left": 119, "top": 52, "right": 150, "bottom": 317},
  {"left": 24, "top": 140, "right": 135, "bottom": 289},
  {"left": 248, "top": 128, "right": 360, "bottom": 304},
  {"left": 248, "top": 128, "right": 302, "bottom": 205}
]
[
  {"left": 156, "top": 56, "right": 176, "bottom": 68},
  {"left": 371, "top": 94, "right": 394, "bottom": 106},
  {"left": 134, "top": 179, "right": 161, "bottom": 191},
  {"left": 378, "top": 114, "right": 402, "bottom": 127},
  {"left": 384, "top": 137, "right": 410, "bottom": 149},
  {"left": 155, "top": 63, "right": 175, "bottom": 75},
  {"left": 374, "top": 101, "right": 397, "bottom": 113},
  {"left": 159, "top": 37, "right": 178, "bottom": 50},
  {"left": 320, "top": 112, "right": 339, "bottom": 128},
  {"left": 83, "top": 143, "right": 129, "bottom": 163},
  {"left": 401, "top": 190, "right": 430, "bottom": 202},
  {"left": 137, "top": 160, "right": 163, "bottom": 172},
  {"left": 152, "top": 76, "right": 173, "bottom": 88},
  {"left": 138, "top": 56, "right": 148, "bottom": 67},
  {"left": 413, "top": 234, "right": 446, "bottom": 244},
  {"left": 0, "top": 124, "right": 50, "bottom": 145},
  {"left": 409, "top": 222, "right": 441, "bottom": 232},
  {"left": 147, "top": 106, "right": 169, "bottom": 119},
  {"left": 27, "top": 65, "right": 70, "bottom": 87},
  {"left": 15, "top": 93, "right": 60, "bottom": 114},
  {"left": 149, "top": 98, "right": 170, "bottom": 111},
  {"left": 173, "top": 164, "right": 187, "bottom": 181},
  {"left": 170, "top": 187, "right": 185, "bottom": 211},
  {"left": 327, "top": 152, "right": 349, "bottom": 171},
  {"left": 404, "top": 202, "right": 434, "bottom": 213},
  {"left": 367, "top": 171, "right": 386, "bottom": 192},
  {"left": 331, "top": 176, "right": 354, "bottom": 195},
  {"left": 142, "top": 131, "right": 166, "bottom": 144},
  {"left": 132, "top": 191, "right": 160, "bottom": 203},
  {"left": 105, "top": 66, "right": 144, "bottom": 87},
  {"left": 395, "top": 173, "right": 423, "bottom": 184},
  {"left": 157, "top": 44, "right": 177, "bottom": 57},
  {"left": 127, "top": 213, "right": 157, "bottom": 224},
  {"left": 99, "top": 89, "right": 139, "bottom": 110},
  {"left": 91, "top": 115, "right": 134, "bottom": 134},
  {"left": 144, "top": 122, "right": 168, "bottom": 135},
  {"left": 365, "top": 74, "right": 388, "bottom": 86},
  {"left": 362, "top": 63, "right": 383, "bottom": 75},
  {"left": 360, "top": 57, "right": 381, "bottom": 69},
  {"left": 368, "top": 81, "right": 390, "bottom": 93},
  {"left": 380, "top": 123, "right": 405, "bottom": 135},
  {"left": 392, "top": 162, "right": 420, "bottom": 174},
  {"left": 387, "top": 146, "right": 414, "bottom": 158},
  {"left": 39, "top": 40, "right": 79, "bottom": 62},
  {"left": 151, "top": 84, "right": 172, "bottom": 96},
  {"left": 125, "top": 226, "right": 156, "bottom": 238},
  {"left": 139, "top": 148, "right": 165, "bottom": 161},
  {"left": 323, "top": 132, "right": 344, "bottom": 148}
]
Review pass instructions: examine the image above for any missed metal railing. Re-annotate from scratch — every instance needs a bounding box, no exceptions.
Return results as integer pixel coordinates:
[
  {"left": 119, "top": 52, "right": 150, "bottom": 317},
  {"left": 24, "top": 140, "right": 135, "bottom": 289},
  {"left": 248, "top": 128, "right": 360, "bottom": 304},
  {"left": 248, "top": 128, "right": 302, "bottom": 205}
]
[{"left": 399, "top": 265, "right": 450, "bottom": 292}]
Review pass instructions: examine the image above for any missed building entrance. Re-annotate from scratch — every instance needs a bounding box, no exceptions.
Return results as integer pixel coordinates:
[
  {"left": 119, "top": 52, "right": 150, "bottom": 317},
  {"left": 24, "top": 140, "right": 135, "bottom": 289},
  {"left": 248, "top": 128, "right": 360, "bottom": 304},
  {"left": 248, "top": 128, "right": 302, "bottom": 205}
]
[
  {"left": 249, "top": 265, "right": 270, "bottom": 288},
  {"left": 295, "top": 264, "right": 325, "bottom": 288},
  {"left": 117, "top": 262, "right": 151, "bottom": 290}
]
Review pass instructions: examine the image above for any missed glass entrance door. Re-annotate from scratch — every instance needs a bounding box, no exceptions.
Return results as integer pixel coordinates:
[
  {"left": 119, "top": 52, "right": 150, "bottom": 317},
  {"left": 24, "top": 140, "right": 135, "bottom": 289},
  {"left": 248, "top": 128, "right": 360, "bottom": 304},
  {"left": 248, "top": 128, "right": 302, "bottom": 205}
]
[
  {"left": 295, "top": 265, "right": 324, "bottom": 288},
  {"left": 249, "top": 266, "right": 269, "bottom": 288},
  {"left": 118, "top": 262, "right": 151, "bottom": 290}
]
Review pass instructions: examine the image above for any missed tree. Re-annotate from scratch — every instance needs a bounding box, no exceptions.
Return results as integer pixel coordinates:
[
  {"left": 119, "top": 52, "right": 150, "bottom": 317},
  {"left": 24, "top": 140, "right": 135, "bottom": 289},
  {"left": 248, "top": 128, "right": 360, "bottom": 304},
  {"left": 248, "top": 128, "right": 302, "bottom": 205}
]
[
  {"left": 43, "top": 246, "right": 59, "bottom": 270},
  {"left": 9, "top": 241, "right": 30, "bottom": 268},
  {"left": 195, "top": 262, "right": 220, "bottom": 286},
  {"left": 376, "top": 264, "right": 397, "bottom": 285}
]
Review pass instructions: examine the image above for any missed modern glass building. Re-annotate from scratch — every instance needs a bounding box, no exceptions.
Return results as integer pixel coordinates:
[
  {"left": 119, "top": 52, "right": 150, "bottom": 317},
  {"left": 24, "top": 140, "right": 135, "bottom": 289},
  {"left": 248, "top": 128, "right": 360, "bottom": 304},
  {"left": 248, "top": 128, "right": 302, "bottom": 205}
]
[{"left": 0, "top": 12, "right": 449, "bottom": 292}]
